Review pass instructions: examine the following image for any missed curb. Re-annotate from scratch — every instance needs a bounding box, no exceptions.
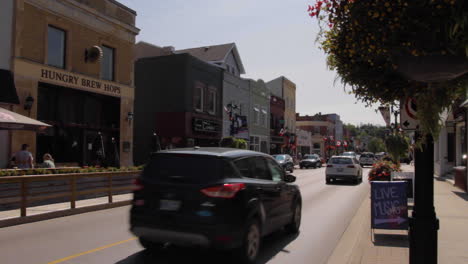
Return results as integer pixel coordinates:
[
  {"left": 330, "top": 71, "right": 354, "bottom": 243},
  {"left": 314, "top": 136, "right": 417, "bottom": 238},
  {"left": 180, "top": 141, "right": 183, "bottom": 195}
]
[
  {"left": 0, "top": 200, "right": 131, "bottom": 228},
  {"left": 327, "top": 192, "right": 370, "bottom": 264}
]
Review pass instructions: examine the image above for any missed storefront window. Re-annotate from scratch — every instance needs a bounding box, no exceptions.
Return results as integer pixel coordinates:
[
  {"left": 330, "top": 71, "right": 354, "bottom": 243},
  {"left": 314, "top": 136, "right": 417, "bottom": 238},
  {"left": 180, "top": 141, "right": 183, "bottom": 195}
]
[
  {"left": 101, "top": 45, "right": 114, "bottom": 81},
  {"left": 47, "top": 26, "right": 66, "bottom": 69}
]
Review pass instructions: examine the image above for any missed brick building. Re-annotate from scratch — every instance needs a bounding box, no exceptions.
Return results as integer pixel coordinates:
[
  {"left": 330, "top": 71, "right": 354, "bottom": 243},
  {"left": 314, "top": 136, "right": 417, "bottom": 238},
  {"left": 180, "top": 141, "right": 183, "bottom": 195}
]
[{"left": 8, "top": 0, "right": 139, "bottom": 167}]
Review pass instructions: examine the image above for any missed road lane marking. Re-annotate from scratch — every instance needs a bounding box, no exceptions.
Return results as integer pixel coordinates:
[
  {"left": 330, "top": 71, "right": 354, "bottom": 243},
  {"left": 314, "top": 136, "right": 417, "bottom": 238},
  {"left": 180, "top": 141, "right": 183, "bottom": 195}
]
[{"left": 47, "top": 237, "right": 137, "bottom": 264}]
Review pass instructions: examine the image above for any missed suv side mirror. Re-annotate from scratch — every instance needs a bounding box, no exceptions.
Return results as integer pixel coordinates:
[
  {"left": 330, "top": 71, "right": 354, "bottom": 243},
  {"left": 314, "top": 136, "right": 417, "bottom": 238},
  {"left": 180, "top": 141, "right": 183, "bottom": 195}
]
[{"left": 284, "top": 174, "right": 296, "bottom": 183}]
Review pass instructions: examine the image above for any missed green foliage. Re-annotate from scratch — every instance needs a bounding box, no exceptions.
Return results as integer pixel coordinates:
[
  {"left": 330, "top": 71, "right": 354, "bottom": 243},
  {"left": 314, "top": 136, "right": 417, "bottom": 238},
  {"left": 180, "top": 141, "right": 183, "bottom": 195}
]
[
  {"left": 368, "top": 138, "right": 386, "bottom": 153},
  {"left": 219, "top": 137, "right": 248, "bottom": 149},
  {"left": 0, "top": 166, "right": 144, "bottom": 177},
  {"left": 384, "top": 133, "right": 409, "bottom": 165},
  {"left": 311, "top": 0, "right": 468, "bottom": 138}
]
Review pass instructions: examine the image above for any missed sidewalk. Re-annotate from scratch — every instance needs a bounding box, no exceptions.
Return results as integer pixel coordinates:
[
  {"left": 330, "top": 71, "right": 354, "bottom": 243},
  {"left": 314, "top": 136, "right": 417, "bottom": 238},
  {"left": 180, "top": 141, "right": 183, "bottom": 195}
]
[{"left": 328, "top": 165, "right": 468, "bottom": 264}]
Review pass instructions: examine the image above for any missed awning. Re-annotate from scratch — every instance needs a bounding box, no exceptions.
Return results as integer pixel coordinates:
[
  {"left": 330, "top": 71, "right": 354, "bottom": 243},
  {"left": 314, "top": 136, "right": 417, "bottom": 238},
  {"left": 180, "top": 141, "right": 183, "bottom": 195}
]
[
  {"left": 0, "top": 69, "right": 19, "bottom": 104},
  {"left": 0, "top": 107, "right": 51, "bottom": 131}
]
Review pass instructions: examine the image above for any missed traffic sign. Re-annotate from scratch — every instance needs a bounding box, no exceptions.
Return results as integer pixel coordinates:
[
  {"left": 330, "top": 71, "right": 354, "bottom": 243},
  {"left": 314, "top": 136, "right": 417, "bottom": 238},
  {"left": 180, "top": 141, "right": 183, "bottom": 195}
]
[{"left": 400, "top": 97, "right": 420, "bottom": 130}]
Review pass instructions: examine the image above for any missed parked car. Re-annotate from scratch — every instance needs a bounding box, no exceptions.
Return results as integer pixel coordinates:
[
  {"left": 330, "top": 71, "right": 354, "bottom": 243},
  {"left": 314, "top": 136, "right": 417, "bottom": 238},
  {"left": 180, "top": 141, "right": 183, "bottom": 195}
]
[
  {"left": 375, "top": 152, "right": 387, "bottom": 160},
  {"left": 130, "top": 148, "right": 302, "bottom": 264},
  {"left": 359, "top": 152, "right": 376, "bottom": 167},
  {"left": 299, "top": 154, "right": 322, "bottom": 169},
  {"left": 272, "top": 154, "right": 295, "bottom": 173},
  {"left": 326, "top": 156, "right": 363, "bottom": 184}
]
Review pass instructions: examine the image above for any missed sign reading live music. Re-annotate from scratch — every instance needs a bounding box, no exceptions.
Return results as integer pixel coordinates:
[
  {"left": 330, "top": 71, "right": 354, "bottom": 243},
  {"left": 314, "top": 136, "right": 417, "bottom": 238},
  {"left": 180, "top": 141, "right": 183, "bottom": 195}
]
[
  {"left": 371, "top": 181, "right": 408, "bottom": 230},
  {"left": 14, "top": 59, "right": 133, "bottom": 98}
]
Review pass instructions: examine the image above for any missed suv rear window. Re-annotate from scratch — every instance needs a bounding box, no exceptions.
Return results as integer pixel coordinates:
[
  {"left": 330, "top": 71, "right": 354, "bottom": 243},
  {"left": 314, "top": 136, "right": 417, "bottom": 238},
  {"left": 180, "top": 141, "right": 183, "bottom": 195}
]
[
  {"left": 330, "top": 157, "right": 353, "bottom": 164},
  {"left": 143, "top": 154, "right": 223, "bottom": 184},
  {"left": 361, "top": 153, "right": 375, "bottom": 158}
]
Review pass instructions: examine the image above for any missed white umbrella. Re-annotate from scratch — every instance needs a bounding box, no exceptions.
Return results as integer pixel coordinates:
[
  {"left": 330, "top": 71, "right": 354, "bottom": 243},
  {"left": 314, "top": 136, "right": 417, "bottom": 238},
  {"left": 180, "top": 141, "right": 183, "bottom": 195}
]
[{"left": 0, "top": 107, "right": 51, "bottom": 131}]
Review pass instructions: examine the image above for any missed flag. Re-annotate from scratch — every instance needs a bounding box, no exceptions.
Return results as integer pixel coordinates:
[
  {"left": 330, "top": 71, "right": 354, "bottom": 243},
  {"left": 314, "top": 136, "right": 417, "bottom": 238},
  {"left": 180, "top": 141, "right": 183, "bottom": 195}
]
[
  {"left": 343, "top": 141, "right": 348, "bottom": 147},
  {"left": 336, "top": 140, "right": 341, "bottom": 147},
  {"left": 279, "top": 127, "right": 287, "bottom": 136}
]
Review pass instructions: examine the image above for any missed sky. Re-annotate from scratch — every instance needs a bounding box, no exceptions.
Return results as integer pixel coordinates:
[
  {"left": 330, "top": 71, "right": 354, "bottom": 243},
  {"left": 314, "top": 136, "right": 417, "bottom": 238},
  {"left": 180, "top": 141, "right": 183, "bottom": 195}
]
[{"left": 118, "top": 0, "right": 386, "bottom": 126}]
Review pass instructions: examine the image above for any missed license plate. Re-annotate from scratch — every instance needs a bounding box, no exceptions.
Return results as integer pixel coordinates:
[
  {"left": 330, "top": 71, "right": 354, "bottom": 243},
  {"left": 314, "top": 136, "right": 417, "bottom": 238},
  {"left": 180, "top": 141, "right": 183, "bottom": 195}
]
[
  {"left": 159, "top": 199, "right": 181, "bottom": 211},
  {"left": 337, "top": 168, "right": 344, "bottom": 172}
]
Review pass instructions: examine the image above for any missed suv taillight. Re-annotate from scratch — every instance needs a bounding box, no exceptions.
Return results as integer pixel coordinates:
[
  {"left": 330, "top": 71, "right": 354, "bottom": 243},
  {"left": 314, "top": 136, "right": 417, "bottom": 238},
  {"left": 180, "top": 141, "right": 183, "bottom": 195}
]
[
  {"left": 347, "top": 165, "right": 356, "bottom": 168},
  {"left": 327, "top": 164, "right": 333, "bottom": 167},
  {"left": 133, "top": 178, "right": 144, "bottom": 191},
  {"left": 201, "top": 183, "right": 245, "bottom": 199}
]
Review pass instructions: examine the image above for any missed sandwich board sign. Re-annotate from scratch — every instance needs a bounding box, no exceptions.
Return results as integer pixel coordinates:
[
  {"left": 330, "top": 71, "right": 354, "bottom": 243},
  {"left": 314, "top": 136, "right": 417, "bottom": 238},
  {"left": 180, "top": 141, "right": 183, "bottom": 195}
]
[
  {"left": 371, "top": 181, "right": 408, "bottom": 230},
  {"left": 400, "top": 97, "right": 420, "bottom": 130}
]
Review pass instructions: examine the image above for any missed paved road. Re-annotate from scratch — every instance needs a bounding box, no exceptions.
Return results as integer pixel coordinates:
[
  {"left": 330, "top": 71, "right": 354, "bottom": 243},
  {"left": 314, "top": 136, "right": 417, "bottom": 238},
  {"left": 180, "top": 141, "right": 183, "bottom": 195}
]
[{"left": 0, "top": 167, "right": 370, "bottom": 264}]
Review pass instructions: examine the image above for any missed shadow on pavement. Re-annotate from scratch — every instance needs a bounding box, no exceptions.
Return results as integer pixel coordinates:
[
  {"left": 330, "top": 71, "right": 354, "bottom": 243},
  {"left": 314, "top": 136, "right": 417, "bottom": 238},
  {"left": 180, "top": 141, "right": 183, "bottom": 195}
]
[
  {"left": 372, "top": 233, "right": 409, "bottom": 248},
  {"left": 453, "top": 191, "right": 468, "bottom": 202},
  {"left": 115, "top": 230, "right": 299, "bottom": 264}
]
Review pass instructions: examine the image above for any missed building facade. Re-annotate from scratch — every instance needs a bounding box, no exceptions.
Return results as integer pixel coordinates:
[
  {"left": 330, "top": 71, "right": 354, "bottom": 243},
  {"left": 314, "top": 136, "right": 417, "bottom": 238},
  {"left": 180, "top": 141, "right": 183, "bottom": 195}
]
[
  {"left": 270, "top": 95, "right": 285, "bottom": 154},
  {"left": 133, "top": 53, "right": 223, "bottom": 165},
  {"left": 9, "top": 0, "right": 138, "bottom": 167},
  {"left": 267, "top": 76, "right": 296, "bottom": 133},
  {"left": 296, "top": 129, "right": 312, "bottom": 155},
  {"left": 248, "top": 79, "right": 270, "bottom": 153},
  {"left": 296, "top": 113, "right": 337, "bottom": 157},
  {"left": 223, "top": 72, "right": 250, "bottom": 140},
  {"left": 0, "top": 0, "right": 19, "bottom": 168}
]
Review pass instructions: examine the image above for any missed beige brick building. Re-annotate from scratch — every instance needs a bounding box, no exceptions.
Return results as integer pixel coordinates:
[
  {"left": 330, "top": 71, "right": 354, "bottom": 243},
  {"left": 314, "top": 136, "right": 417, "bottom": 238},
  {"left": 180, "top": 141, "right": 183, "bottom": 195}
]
[{"left": 9, "top": 0, "right": 139, "bottom": 167}]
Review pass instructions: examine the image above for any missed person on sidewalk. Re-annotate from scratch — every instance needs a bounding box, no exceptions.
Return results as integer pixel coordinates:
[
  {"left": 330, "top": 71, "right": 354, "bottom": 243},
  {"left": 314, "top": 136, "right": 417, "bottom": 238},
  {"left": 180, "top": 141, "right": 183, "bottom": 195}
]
[
  {"left": 42, "top": 153, "right": 55, "bottom": 168},
  {"left": 12, "top": 144, "right": 34, "bottom": 169}
]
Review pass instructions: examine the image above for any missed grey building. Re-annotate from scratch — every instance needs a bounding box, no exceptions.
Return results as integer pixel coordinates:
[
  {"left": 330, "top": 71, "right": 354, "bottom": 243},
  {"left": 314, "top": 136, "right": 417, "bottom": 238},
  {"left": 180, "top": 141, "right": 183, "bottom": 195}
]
[
  {"left": 176, "top": 43, "right": 250, "bottom": 141},
  {"left": 248, "top": 79, "right": 270, "bottom": 153}
]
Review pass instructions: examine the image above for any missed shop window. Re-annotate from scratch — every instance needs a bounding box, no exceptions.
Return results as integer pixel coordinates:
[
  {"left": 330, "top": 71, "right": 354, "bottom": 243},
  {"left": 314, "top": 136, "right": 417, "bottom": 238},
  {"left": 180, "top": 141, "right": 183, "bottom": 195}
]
[
  {"left": 207, "top": 89, "right": 216, "bottom": 115},
  {"left": 194, "top": 85, "right": 203, "bottom": 112},
  {"left": 47, "top": 26, "right": 66, "bottom": 69},
  {"left": 101, "top": 45, "right": 115, "bottom": 81}
]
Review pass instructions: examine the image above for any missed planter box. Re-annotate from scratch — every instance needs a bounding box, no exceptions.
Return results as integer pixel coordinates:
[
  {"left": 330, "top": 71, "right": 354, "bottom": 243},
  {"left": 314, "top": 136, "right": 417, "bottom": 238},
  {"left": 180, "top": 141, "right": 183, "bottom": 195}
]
[{"left": 454, "top": 166, "right": 467, "bottom": 192}]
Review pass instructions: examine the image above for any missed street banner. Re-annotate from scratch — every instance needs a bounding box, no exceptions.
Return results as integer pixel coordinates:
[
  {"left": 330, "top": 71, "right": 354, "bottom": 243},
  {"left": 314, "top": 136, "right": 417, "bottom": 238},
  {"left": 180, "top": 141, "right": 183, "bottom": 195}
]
[
  {"left": 378, "top": 106, "right": 391, "bottom": 127},
  {"left": 371, "top": 181, "right": 408, "bottom": 230}
]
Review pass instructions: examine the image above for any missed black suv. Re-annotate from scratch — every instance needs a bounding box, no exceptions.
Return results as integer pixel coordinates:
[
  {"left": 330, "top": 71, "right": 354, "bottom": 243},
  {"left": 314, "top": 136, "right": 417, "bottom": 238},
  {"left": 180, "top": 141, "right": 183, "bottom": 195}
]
[{"left": 130, "top": 148, "right": 302, "bottom": 263}]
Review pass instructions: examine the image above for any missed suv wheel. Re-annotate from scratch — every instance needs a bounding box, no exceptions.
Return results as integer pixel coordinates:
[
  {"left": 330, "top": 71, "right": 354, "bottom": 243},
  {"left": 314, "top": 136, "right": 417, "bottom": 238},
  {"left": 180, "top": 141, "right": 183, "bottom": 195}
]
[
  {"left": 238, "top": 219, "right": 261, "bottom": 264},
  {"left": 326, "top": 178, "right": 331, "bottom": 184},
  {"left": 285, "top": 201, "right": 301, "bottom": 234},
  {"left": 139, "top": 237, "right": 166, "bottom": 251}
]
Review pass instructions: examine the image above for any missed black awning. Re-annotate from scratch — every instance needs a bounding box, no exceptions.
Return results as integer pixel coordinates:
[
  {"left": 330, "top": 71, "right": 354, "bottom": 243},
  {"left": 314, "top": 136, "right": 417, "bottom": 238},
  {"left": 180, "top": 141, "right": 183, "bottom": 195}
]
[{"left": 0, "top": 69, "right": 19, "bottom": 104}]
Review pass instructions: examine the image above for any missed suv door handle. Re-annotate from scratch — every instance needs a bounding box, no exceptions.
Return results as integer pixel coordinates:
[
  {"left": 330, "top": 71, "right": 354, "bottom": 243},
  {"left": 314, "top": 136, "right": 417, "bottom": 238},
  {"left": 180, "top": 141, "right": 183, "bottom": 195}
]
[{"left": 256, "top": 187, "right": 264, "bottom": 193}]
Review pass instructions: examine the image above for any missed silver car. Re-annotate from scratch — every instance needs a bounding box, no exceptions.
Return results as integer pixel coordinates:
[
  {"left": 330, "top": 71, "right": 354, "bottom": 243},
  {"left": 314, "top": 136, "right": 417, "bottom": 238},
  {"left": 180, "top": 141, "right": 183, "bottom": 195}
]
[{"left": 326, "top": 156, "right": 363, "bottom": 184}]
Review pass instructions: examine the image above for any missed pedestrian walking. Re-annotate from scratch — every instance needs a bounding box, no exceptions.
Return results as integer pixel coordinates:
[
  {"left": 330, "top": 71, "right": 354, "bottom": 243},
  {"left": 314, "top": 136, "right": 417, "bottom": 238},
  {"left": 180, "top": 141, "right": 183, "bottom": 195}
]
[
  {"left": 12, "top": 144, "right": 34, "bottom": 169},
  {"left": 42, "top": 153, "right": 55, "bottom": 168}
]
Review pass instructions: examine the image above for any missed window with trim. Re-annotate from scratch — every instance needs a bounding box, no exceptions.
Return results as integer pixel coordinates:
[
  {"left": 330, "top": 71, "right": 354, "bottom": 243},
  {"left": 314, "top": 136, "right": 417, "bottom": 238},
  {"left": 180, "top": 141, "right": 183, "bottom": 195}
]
[
  {"left": 253, "top": 105, "right": 260, "bottom": 125},
  {"left": 101, "top": 45, "right": 114, "bottom": 81},
  {"left": 207, "top": 88, "right": 216, "bottom": 114},
  {"left": 194, "top": 84, "right": 203, "bottom": 112},
  {"left": 261, "top": 108, "right": 267, "bottom": 127},
  {"left": 252, "top": 157, "right": 272, "bottom": 180},
  {"left": 47, "top": 26, "right": 66, "bottom": 69}
]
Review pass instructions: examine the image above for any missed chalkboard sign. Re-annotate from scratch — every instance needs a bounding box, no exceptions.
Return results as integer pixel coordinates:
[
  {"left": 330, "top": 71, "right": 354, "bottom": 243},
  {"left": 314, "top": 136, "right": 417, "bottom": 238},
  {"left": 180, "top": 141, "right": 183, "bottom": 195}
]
[{"left": 371, "top": 181, "right": 408, "bottom": 230}]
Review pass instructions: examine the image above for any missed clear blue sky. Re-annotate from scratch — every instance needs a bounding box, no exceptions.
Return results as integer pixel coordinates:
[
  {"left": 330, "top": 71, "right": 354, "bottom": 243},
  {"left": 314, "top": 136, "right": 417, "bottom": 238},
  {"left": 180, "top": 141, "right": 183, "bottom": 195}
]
[{"left": 118, "top": 0, "right": 385, "bottom": 126}]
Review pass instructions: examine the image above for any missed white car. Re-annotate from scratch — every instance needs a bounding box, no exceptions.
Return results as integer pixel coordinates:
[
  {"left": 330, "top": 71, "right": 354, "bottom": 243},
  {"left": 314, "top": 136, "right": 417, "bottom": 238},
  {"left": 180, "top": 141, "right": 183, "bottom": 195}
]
[
  {"left": 359, "top": 152, "right": 376, "bottom": 167},
  {"left": 325, "top": 156, "right": 363, "bottom": 184}
]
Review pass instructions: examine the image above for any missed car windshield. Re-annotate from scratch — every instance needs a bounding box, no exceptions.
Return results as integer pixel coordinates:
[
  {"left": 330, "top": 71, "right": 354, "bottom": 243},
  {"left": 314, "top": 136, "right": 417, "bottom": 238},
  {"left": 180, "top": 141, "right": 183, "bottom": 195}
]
[
  {"left": 361, "top": 153, "right": 375, "bottom": 158},
  {"left": 274, "top": 155, "right": 285, "bottom": 161},
  {"left": 330, "top": 157, "right": 353, "bottom": 164},
  {"left": 304, "top": 155, "right": 318, "bottom": 159},
  {"left": 143, "top": 154, "right": 222, "bottom": 184}
]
